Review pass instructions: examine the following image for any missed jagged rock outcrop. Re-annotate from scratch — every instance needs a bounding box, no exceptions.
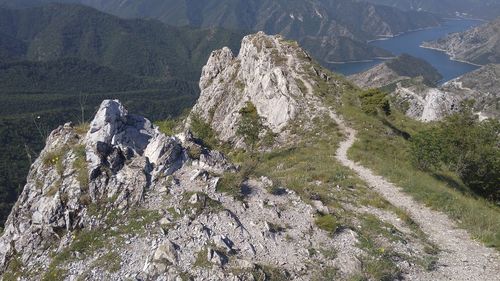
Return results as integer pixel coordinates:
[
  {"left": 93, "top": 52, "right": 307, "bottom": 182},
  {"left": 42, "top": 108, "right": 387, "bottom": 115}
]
[
  {"left": 422, "top": 17, "right": 500, "bottom": 65},
  {"left": 0, "top": 34, "right": 442, "bottom": 281},
  {"left": 0, "top": 98, "right": 360, "bottom": 280},
  {"left": 0, "top": 100, "right": 187, "bottom": 273},
  {"left": 191, "top": 32, "right": 326, "bottom": 146},
  {"left": 350, "top": 56, "right": 500, "bottom": 121},
  {"left": 391, "top": 64, "right": 500, "bottom": 121}
]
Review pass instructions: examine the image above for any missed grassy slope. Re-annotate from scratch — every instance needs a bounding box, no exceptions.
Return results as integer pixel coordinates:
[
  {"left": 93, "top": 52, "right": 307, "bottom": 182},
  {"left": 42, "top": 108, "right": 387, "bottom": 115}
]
[
  {"left": 211, "top": 65, "right": 439, "bottom": 279},
  {"left": 339, "top": 90, "right": 500, "bottom": 249}
]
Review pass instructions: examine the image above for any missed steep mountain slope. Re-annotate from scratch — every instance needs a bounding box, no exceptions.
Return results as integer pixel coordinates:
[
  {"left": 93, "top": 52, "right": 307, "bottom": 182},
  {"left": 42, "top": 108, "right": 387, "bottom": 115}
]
[
  {"left": 0, "top": 4, "right": 244, "bottom": 80},
  {"left": 349, "top": 54, "right": 442, "bottom": 88},
  {"left": 0, "top": 4, "right": 246, "bottom": 228},
  {"left": 0, "top": 32, "right": 445, "bottom": 281},
  {"left": 1, "top": 32, "right": 499, "bottom": 281},
  {"left": 350, "top": 60, "right": 500, "bottom": 121},
  {"left": 422, "top": 17, "right": 500, "bottom": 66},
  {"left": 361, "top": 0, "right": 500, "bottom": 20},
  {"left": 0, "top": 0, "right": 442, "bottom": 63}
]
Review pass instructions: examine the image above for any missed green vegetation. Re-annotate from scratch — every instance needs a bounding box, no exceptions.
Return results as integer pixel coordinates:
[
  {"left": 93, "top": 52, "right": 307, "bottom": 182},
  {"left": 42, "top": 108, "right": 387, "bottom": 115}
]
[
  {"left": 72, "top": 144, "right": 89, "bottom": 192},
  {"left": 314, "top": 214, "right": 338, "bottom": 234},
  {"left": 43, "top": 148, "right": 66, "bottom": 176},
  {"left": 236, "top": 101, "right": 264, "bottom": 148},
  {"left": 411, "top": 104, "right": 500, "bottom": 201},
  {"left": 312, "top": 267, "right": 337, "bottom": 281},
  {"left": 156, "top": 119, "right": 181, "bottom": 136},
  {"left": 94, "top": 251, "right": 121, "bottom": 273},
  {"left": 216, "top": 170, "right": 247, "bottom": 201},
  {"left": 190, "top": 113, "right": 218, "bottom": 149},
  {"left": 43, "top": 208, "right": 160, "bottom": 279},
  {"left": 359, "top": 89, "right": 391, "bottom": 116},
  {"left": 2, "top": 254, "right": 24, "bottom": 281},
  {"left": 193, "top": 248, "right": 211, "bottom": 268},
  {"left": 386, "top": 54, "right": 443, "bottom": 86},
  {"left": 341, "top": 90, "right": 500, "bottom": 249}
]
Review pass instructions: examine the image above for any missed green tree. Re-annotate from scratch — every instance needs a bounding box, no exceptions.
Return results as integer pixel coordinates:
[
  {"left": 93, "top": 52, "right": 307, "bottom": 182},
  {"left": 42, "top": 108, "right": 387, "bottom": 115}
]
[
  {"left": 411, "top": 128, "right": 443, "bottom": 171},
  {"left": 237, "top": 102, "right": 263, "bottom": 149},
  {"left": 411, "top": 101, "right": 500, "bottom": 201}
]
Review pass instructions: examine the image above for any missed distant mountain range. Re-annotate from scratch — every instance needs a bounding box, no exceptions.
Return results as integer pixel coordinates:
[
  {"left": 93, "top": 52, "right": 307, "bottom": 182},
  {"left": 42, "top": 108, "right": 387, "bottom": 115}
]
[
  {"left": 361, "top": 0, "right": 500, "bottom": 20},
  {"left": 0, "top": 0, "right": 442, "bottom": 63},
  {"left": 422, "top": 17, "right": 500, "bottom": 66},
  {"left": 0, "top": 4, "right": 244, "bottom": 80}
]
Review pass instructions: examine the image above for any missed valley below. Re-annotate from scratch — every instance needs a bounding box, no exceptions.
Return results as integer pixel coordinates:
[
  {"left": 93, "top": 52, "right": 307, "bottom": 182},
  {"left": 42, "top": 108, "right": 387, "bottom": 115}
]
[
  {"left": 332, "top": 19, "right": 482, "bottom": 82},
  {"left": 0, "top": 1, "right": 498, "bottom": 280}
]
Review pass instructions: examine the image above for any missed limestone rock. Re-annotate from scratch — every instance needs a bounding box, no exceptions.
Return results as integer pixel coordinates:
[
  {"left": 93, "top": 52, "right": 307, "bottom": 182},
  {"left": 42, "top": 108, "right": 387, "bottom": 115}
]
[
  {"left": 190, "top": 32, "right": 311, "bottom": 145},
  {"left": 153, "top": 240, "right": 179, "bottom": 265}
]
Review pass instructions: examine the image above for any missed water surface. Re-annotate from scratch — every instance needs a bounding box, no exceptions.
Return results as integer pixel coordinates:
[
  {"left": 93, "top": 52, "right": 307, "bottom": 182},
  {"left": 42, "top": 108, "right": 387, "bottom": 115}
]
[{"left": 329, "top": 19, "right": 483, "bottom": 83}]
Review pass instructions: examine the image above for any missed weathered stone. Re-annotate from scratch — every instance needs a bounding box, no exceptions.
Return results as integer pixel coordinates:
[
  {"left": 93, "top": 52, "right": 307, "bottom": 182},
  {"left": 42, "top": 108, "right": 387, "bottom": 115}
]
[
  {"left": 153, "top": 240, "right": 178, "bottom": 265},
  {"left": 190, "top": 32, "right": 306, "bottom": 145}
]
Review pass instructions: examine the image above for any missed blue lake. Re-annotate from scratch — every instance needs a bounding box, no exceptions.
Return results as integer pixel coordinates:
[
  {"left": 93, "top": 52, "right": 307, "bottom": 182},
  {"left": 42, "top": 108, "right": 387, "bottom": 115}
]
[{"left": 329, "top": 19, "right": 483, "bottom": 83}]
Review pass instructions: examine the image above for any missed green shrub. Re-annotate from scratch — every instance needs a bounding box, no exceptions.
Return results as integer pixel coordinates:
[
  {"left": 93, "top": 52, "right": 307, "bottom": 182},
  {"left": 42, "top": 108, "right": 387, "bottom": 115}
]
[
  {"left": 156, "top": 119, "right": 179, "bottom": 136},
  {"left": 410, "top": 128, "right": 443, "bottom": 170},
  {"left": 411, "top": 105, "right": 500, "bottom": 201},
  {"left": 43, "top": 148, "right": 67, "bottom": 176},
  {"left": 359, "top": 89, "right": 391, "bottom": 116},
  {"left": 216, "top": 172, "right": 245, "bottom": 200},
  {"left": 236, "top": 101, "right": 263, "bottom": 148},
  {"left": 315, "top": 214, "right": 338, "bottom": 234},
  {"left": 190, "top": 113, "right": 218, "bottom": 149}
]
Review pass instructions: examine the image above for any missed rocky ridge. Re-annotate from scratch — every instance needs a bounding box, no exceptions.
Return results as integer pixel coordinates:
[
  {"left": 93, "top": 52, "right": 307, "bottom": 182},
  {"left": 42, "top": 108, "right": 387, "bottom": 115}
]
[
  {"left": 350, "top": 58, "right": 500, "bottom": 121},
  {"left": 0, "top": 32, "right": 444, "bottom": 280},
  {"left": 191, "top": 32, "right": 326, "bottom": 146},
  {"left": 422, "top": 17, "right": 500, "bottom": 65},
  {"left": 393, "top": 64, "right": 500, "bottom": 121}
]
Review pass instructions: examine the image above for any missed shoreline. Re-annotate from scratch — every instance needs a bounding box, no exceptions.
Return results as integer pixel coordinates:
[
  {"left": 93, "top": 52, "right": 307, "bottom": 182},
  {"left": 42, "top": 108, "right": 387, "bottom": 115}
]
[
  {"left": 419, "top": 45, "right": 483, "bottom": 67},
  {"left": 368, "top": 26, "right": 437, "bottom": 43},
  {"left": 325, "top": 56, "right": 395, "bottom": 64},
  {"left": 367, "top": 18, "right": 484, "bottom": 43}
]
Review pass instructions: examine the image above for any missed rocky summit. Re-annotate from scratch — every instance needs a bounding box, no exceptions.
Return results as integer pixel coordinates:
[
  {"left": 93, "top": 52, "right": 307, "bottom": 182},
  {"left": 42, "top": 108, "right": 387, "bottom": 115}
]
[
  {"left": 0, "top": 33, "right": 325, "bottom": 280},
  {"left": 1, "top": 32, "right": 499, "bottom": 281}
]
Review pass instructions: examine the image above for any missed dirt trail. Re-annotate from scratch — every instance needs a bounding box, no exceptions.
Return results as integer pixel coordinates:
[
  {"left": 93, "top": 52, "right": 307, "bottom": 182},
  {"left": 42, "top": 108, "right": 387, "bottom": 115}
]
[
  {"left": 285, "top": 51, "right": 500, "bottom": 280},
  {"left": 331, "top": 113, "right": 500, "bottom": 281}
]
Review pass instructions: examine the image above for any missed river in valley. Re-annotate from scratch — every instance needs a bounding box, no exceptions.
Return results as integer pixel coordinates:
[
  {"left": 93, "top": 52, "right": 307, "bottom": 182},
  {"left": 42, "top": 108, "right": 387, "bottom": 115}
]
[{"left": 329, "top": 19, "right": 483, "bottom": 83}]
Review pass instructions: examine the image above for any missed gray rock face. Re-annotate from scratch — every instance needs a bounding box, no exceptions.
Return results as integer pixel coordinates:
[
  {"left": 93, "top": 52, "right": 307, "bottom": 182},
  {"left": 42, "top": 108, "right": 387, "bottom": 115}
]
[
  {"left": 0, "top": 100, "right": 189, "bottom": 273},
  {"left": 350, "top": 58, "right": 500, "bottom": 121},
  {"left": 391, "top": 65, "right": 500, "bottom": 121},
  {"left": 191, "top": 32, "right": 315, "bottom": 145},
  {"left": 349, "top": 63, "right": 407, "bottom": 89},
  {"left": 0, "top": 34, "right": 442, "bottom": 281}
]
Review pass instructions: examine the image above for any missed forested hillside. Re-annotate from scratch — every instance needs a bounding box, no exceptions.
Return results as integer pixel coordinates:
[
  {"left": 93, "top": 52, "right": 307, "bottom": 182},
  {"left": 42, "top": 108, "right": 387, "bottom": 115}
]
[
  {"left": 0, "top": 0, "right": 442, "bottom": 63},
  {"left": 0, "top": 4, "right": 244, "bottom": 227}
]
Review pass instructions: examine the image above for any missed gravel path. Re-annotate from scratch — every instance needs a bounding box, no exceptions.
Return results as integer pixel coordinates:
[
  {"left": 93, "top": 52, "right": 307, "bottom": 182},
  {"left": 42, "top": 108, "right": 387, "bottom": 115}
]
[{"left": 330, "top": 113, "right": 500, "bottom": 281}]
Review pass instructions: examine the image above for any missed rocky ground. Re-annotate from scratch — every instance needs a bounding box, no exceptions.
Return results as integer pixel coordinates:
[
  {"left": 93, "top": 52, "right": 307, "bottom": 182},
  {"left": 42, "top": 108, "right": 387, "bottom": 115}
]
[
  {"left": 0, "top": 32, "right": 498, "bottom": 281},
  {"left": 349, "top": 57, "right": 500, "bottom": 121}
]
